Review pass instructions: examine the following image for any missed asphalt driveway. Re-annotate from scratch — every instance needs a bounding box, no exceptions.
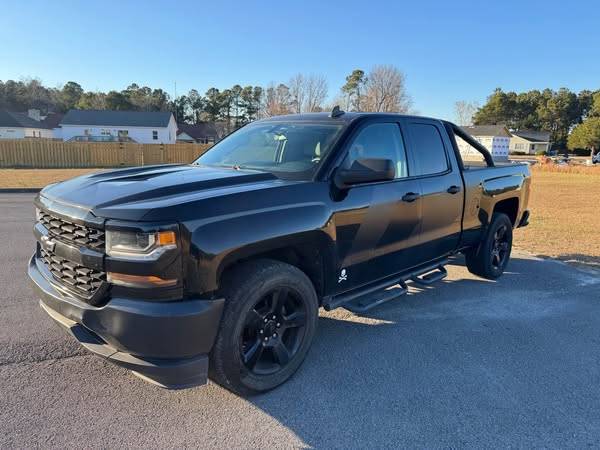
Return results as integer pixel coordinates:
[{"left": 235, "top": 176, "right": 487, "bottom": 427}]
[{"left": 1, "top": 193, "right": 600, "bottom": 448}]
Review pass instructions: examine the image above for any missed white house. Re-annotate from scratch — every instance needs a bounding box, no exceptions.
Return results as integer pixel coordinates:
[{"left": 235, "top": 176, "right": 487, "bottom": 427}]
[
  {"left": 59, "top": 110, "right": 177, "bottom": 144},
  {"left": 459, "top": 125, "right": 512, "bottom": 161},
  {"left": 510, "top": 130, "right": 551, "bottom": 155},
  {"left": 0, "top": 110, "right": 55, "bottom": 139}
]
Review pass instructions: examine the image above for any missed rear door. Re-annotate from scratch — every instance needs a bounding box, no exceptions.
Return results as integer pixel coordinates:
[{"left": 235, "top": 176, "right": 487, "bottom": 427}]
[
  {"left": 403, "top": 119, "right": 463, "bottom": 261},
  {"left": 331, "top": 120, "right": 422, "bottom": 293}
]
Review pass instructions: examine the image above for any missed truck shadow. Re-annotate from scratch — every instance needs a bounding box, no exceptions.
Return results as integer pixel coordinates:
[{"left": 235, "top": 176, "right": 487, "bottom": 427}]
[{"left": 245, "top": 255, "right": 586, "bottom": 448}]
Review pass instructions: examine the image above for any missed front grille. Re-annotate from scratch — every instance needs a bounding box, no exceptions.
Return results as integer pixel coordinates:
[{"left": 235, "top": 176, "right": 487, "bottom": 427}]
[
  {"left": 40, "top": 247, "right": 106, "bottom": 298},
  {"left": 38, "top": 210, "right": 105, "bottom": 250}
]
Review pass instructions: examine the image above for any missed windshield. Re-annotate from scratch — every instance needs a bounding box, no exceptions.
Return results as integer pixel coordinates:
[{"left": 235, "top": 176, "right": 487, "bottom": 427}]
[{"left": 194, "top": 121, "right": 344, "bottom": 180}]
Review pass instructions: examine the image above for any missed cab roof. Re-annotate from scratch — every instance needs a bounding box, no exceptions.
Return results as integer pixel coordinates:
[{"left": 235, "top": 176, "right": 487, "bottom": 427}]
[{"left": 259, "top": 111, "right": 444, "bottom": 124}]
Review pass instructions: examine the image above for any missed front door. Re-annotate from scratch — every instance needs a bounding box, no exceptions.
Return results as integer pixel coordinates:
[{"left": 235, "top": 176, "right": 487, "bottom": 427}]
[{"left": 331, "top": 120, "right": 422, "bottom": 294}]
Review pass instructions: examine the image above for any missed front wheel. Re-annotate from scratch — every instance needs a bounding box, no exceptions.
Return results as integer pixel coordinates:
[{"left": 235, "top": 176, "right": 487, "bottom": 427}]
[
  {"left": 465, "top": 212, "right": 513, "bottom": 280},
  {"left": 209, "top": 259, "right": 319, "bottom": 396}
]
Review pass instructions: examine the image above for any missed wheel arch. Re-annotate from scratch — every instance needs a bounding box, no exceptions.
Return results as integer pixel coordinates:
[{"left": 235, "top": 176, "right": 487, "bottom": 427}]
[
  {"left": 492, "top": 197, "right": 519, "bottom": 226},
  {"left": 216, "top": 232, "right": 336, "bottom": 302}
]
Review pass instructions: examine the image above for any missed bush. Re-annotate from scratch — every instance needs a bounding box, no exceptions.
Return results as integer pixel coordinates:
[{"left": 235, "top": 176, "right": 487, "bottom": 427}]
[
  {"left": 531, "top": 163, "right": 600, "bottom": 174},
  {"left": 535, "top": 149, "right": 547, "bottom": 156},
  {"left": 510, "top": 151, "right": 526, "bottom": 156}
]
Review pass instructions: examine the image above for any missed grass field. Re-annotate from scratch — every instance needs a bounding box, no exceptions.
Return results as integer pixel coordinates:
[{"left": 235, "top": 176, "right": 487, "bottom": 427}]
[
  {"left": 0, "top": 169, "right": 103, "bottom": 189},
  {"left": 1, "top": 166, "right": 599, "bottom": 266},
  {"left": 514, "top": 166, "right": 600, "bottom": 266}
]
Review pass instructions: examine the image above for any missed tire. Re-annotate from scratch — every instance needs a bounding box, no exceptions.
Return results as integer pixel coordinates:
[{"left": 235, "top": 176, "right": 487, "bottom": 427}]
[
  {"left": 465, "top": 212, "right": 513, "bottom": 280},
  {"left": 209, "top": 259, "right": 319, "bottom": 396}
]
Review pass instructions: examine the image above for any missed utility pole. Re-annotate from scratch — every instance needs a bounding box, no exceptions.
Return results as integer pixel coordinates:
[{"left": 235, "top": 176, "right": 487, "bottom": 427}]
[{"left": 174, "top": 81, "right": 178, "bottom": 121}]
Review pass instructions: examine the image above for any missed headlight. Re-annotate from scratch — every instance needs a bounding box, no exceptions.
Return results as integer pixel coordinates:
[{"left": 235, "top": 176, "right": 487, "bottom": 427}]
[{"left": 106, "top": 229, "right": 177, "bottom": 260}]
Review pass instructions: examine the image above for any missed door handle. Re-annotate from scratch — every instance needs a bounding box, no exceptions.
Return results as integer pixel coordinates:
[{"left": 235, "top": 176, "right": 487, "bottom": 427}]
[
  {"left": 447, "top": 185, "right": 461, "bottom": 194},
  {"left": 402, "top": 192, "right": 420, "bottom": 202}
]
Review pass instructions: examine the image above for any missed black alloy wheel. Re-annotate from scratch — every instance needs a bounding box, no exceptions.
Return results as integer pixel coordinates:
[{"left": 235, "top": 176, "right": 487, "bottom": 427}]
[
  {"left": 209, "top": 259, "right": 318, "bottom": 395},
  {"left": 490, "top": 224, "right": 510, "bottom": 270},
  {"left": 240, "top": 287, "right": 308, "bottom": 375},
  {"left": 465, "top": 212, "right": 513, "bottom": 280}
]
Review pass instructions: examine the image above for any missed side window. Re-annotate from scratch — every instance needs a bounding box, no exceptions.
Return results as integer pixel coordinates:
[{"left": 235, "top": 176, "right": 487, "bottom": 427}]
[
  {"left": 407, "top": 123, "right": 449, "bottom": 176},
  {"left": 345, "top": 123, "right": 408, "bottom": 178}
]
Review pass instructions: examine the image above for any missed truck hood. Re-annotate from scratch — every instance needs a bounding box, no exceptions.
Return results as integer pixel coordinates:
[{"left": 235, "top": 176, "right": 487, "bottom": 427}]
[{"left": 40, "top": 164, "right": 284, "bottom": 221}]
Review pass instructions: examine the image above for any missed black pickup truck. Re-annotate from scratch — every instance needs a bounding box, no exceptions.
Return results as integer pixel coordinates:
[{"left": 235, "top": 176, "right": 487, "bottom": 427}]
[{"left": 28, "top": 111, "right": 531, "bottom": 395}]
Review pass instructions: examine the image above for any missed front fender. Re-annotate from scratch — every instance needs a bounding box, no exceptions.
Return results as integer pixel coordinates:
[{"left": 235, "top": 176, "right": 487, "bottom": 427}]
[{"left": 184, "top": 202, "right": 336, "bottom": 295}]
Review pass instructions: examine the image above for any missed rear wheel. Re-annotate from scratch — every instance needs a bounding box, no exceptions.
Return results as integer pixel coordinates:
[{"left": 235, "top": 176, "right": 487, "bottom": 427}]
[
  {"left": 209, "top": 259, "right": 318, "bottom": 396},
  {"left": 465, "top": 212, "right": 513, "bottom": 280}
]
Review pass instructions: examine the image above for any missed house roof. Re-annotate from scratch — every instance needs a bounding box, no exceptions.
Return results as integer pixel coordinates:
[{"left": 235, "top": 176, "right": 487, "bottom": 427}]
[
  {"left": 461, "top": 125, "right": 512, "bottom": 138},
  {"left": 176, "top": 131, "right": 195, "bottom": 141},
  {"left": 0, "top": 110, "right": 51, "bottom": 129},
  {"left": 177, "top": 122, "right": 220, "bottom": 140},
  {"left": 41, "top": 112, "right": 64, "bottom": 129},
  {"left": 61, "top": 110, "right": 173, "bottom": 128},
  {"left": 512, "top": 129, "right": 551, "bottom": 143}
]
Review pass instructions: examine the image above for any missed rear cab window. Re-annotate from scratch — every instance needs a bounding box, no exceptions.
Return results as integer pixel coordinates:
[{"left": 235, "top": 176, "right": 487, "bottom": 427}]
[
  {"left": 405, "top": 122, "right": 449, "bottom": 176},
  {"left": 454, "top": 134, "right": 488, "bottom": 166}
]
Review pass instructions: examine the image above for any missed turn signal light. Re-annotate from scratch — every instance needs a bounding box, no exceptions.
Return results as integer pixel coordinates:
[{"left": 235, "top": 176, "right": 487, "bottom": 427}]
[
  {"left": 157, "top": 231, "right": 176, "bottom": 246},
  {"left": 107, "top": 272, "right": 177, "bottom": 288}
]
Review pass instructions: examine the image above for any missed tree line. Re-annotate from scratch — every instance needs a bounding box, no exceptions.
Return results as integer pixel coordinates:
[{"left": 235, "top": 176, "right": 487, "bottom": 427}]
[
  {"left": 3, "top": 74, "right": 597, "bottom": 153},
  {"left": 0, "top": 79, "right": 172, "bottom": 115},
  {"left": 455, "top": 87, "right": 600, "bottom": 150},
  {"left": 0, "top": 65, "right": 411, "bottom": 135},
  {"left": 568, "top": 92, "right": 600, "bottom": 155}
]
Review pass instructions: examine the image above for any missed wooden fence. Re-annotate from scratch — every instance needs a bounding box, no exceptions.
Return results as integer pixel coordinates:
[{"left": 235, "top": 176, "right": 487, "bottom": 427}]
[{"left": 0, "top": 139, "right": 212, "bottom": 168}]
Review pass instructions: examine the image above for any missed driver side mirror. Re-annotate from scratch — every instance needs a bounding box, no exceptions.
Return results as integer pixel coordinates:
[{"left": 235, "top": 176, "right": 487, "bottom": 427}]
[{"left": 334, "top": 158, "right": 395, "bottom": 190}]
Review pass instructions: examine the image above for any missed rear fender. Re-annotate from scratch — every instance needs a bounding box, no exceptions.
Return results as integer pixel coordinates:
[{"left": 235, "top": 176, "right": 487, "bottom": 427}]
[{"left": 479, "top": 173, "right": 529, "bottom": 228}]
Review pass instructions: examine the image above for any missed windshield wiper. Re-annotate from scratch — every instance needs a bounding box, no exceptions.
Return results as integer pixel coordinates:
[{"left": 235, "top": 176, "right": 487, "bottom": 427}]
[
  {"left": 198, "top": 163, "right": 266, "bottom": 172},
  {"left": 231, "top": 164, "right": 266, "bottom": 172}
]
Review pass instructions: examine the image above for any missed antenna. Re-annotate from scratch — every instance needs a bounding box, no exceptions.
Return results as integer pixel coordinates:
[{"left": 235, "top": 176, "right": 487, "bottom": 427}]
[{"left": 330, "top": 105, "right": 345, "bottom": 118}]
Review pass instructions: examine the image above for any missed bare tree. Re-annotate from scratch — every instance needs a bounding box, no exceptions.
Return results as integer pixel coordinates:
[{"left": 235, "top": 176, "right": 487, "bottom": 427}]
[
  {"left": 288, "top": 74, "right": 306, "bottom": 114},
  {"left": 305, "top": 75, "right": 328, "bottom": 112},
  {"left": 454, "top": 100, "right": 479, "bottom": 125},
  {"left": 322, "top": 94, "right": 347, "bottom": 113},
  {"left": 288, "top": 74, "right": 328, "bottom": 113},
  {"left": 363, "top": 65, "right": 412, "bottom": 113},
  {"left": 262, "top": 83, "right": 293, "bottom": 117}
]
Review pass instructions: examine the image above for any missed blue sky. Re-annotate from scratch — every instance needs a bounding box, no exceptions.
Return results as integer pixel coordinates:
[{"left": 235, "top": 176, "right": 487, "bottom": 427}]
[{"left": 1, "top": 0, "right": 599, "bottom": 119}]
